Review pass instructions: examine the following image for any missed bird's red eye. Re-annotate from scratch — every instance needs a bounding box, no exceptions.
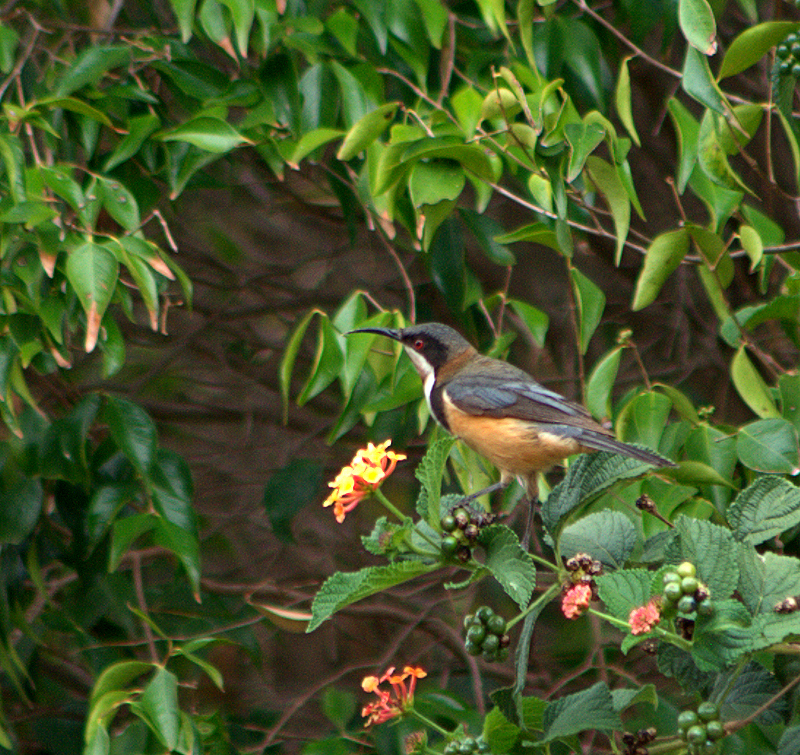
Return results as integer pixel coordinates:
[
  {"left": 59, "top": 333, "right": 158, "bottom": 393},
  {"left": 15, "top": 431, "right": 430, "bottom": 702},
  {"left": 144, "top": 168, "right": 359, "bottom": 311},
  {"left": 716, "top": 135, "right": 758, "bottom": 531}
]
[{"left": 413, "top": 338, "right": 425, "bottom": 350}]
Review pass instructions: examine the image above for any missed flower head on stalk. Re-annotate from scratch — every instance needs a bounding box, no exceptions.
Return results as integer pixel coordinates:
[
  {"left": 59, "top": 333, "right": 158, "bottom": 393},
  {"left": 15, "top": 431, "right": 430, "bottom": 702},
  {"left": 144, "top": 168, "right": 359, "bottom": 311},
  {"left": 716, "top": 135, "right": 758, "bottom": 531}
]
[
  {"left": 323, "top": 440, "right": 406, "bottom": 523},
  {"left": 361, "top": 665, "right": 426, "bottom": 727},
  {"left": 629, "top": 600, "right": 661, "bottom": 635},
  {"left": 561, "top": 583, "right": 593, "bottom": 619}
]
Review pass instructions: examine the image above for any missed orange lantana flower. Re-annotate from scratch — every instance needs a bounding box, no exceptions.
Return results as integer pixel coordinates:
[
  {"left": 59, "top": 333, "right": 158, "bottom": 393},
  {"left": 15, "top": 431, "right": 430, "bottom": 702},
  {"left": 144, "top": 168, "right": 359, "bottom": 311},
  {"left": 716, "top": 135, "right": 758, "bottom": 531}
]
[
  {"left": 323, "top": 440, "right": 406, "bottom": 522},
  {"left": 361, "top": 665, "right": 426, "bottom": 727}
]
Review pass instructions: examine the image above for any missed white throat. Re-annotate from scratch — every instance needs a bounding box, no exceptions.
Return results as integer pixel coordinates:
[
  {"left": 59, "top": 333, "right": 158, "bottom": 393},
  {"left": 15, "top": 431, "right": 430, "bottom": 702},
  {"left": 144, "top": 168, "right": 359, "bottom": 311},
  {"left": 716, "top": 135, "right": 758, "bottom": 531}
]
[{"left": 403, "top": 346, "right": 436, "bottom": 410}]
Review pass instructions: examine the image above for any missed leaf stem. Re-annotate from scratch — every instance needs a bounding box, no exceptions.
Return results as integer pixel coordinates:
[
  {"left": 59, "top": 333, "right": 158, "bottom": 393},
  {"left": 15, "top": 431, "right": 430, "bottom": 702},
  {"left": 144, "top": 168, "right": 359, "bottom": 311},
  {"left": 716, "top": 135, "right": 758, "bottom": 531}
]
[{"left": 374, "top": 488, "right": 441, "bottom": 551}]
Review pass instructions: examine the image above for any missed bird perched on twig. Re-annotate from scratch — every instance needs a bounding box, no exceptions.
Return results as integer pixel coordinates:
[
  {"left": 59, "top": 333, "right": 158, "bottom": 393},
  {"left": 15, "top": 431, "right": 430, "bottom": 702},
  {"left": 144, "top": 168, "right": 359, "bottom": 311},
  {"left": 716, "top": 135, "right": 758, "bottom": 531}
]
[{"left": 349, "top": 322, "right": 676, "bottom": 504}]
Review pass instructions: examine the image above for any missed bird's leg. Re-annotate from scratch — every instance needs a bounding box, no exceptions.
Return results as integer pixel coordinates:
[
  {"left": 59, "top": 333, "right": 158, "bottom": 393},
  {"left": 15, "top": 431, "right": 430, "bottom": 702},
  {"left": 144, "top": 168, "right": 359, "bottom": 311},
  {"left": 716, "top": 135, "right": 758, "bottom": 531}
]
[
  {"left": 452, "top": 479, "right": 510, "bottom": 510},
  {"left": 520, "top": 474, "right": 539, "bottom": 550}
]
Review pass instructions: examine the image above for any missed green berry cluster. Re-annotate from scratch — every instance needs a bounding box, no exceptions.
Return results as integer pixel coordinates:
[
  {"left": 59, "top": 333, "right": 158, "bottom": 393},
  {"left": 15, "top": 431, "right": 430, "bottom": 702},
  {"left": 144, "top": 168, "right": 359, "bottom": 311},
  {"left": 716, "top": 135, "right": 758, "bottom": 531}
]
[
  {"left": 443, "top": 736, "right": 490, "bottom": 755},
  {"left": 441, "top": 507, "right": 495, "bottom": 563},
  {"left": 777, "top": 33, "right": 800, "bottom": 77},
  {"left": 463, "top": 606, "right": 510, "bottom": 662},
  {"left": 621, "top": 727, "right": 656, "bottom": 755},
  {"left": 661, "top": 562, "right": 712, "bottom": 619},
  {"left": 677, "top": 702, "right": 725, "bottom": 755}
]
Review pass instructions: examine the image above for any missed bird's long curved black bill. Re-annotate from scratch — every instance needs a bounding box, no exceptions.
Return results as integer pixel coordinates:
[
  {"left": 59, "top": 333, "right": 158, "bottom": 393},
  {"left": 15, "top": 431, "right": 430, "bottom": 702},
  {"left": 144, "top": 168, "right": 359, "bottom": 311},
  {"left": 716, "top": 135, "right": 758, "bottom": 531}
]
[{"left": 346, "top": 327, "right": 402, "bottom": 340}]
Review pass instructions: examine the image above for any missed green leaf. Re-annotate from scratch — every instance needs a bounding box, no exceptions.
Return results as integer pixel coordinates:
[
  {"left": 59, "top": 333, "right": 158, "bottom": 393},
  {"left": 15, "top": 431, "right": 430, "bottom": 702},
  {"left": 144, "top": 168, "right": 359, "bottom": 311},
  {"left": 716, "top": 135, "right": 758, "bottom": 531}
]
[
  {"left": 297, "top": 313, "right": 345, "bottom": 405},
  {"left": 109, "top": 514, "right": 155, "bottom": 571},
  {"left": 0, "top": 133, "right": 26, "bottom": 204},
  {"left": 780, "top": 373, "right": 800, "bottom": 434},
  {"left": 288, "top": 128, "right": 345, "bottom": 168},
  {"left": 415, "top": 435, "right": 456, "bottom": 527},
  {"left": 66, "top": 242, "right": 119, "bottom": 352},
  {"left": 612, "top": 684, "right": 657, "bottom": 713},
  {"left": 478, "top": 525, "right": 536, "bottom": 609},
  {"left": 280, "top": 310, "right": 322, "bottom": 422},
  {"left": 616, "top": 390, "right": 672, "bottom": 451},
  {"left": 730, "top": 345, "right": 780, "bottom": 419},
  {"left": 667, "top": 515, "right": 739, "bottom": 599},
  {"left": 596, "top": 569, "right": 652, "bottom": 623},
  {"left": 737, "top": 418, "right": 799, "bottom": 474},
  {"left": 780, "top": 727, "right": 800, "bottom": 755},
  {"left": 336, "top": 102, "right": 398, "bottom": 161},
  {"left": 631, "top": 229, "right": 689, "bottom": 311},
  {"left": 720, "top": 21, "right": 800, "bottom": 80},
  {"left": 682, "top": 46, "right": 725, "bottom": 114},
  {"left": 219, "top": 0, "right": 254, "bottom": 56},
  {"left": 103, "top": 113, "right": 161, "bottom": 172},
  {"left": 158, "top": 116, "right": 252, "bottom": 153},
  {"left": 728, "top": 476, "right": 800, "bottom": 545},
  {"left": 585, "top": 156, "right": 631, "bottom": 265},
  {"left": 570, "top": 267, "right": 605, "bottom": 354},
  {"left": 409, "top": 160, "right": 465, "bottom": 206},
  {"left": 559, "top": 511, "right": 637, "bottom": 570},
  {"left": 586, "top": 346, "right": 623, "bottom": 421},
  {"left": 482, "top": 706, "right": 521, "bottom": 754},
  {"left": 130, "top": 667, "right": 179, "bottom": 750},
  {"left": 0, "top": 24, "right": 19, "bottom": 74},
  {"left": 263, "top": 459, "right": 324, "bottom": 543},
  {"left": 168, "top": 0, "right": 198, "bottom": 42},
  {"left": 679, "top": 0, "right": 717, "bottom": 55},
  {"left": 542, "top": 451, "right": 659, "bottom": 541},
  {"left": 667, "top": 99, "right": 700, "bottom": 194},
  {"left": 0, "top": 475, "right": 42, "bottom": 545},
  {"left": 564, "top": 122, "right": 605, "bottom": 183},
  {"left": 698, "top": 110, "right": 752, "bottom": 194},
  {"left": 542, "top": 682, "right": 621, "bottom": 742},
  {"left": 614, "top": 58, "right": 640, "bottom": 147},
  {"left": 509, "top": 299, "right": 549, "bottom": 347},
  {"left": 152, "top": 518, "right": 201, "bottom": 598},
  {"left": 105, "top": 395, "right": 157, "bottom": 475},
  {"left": 738, "top": 546, "right": 800, "bottom": 615},
  {"left": 97, "top": 177, "right": 141, "bottom": 231},
  {"left": 459, "top": 209, "right": 516, "bottom": 266},
  {"left": 55, "top": 45, "right": 131, "bottom": 97},
  {"left": 89, "top": 660, "right": 153, "bottom": 710},
  {"left": 149, "top": 449, "right": 196, "bottom": 533},
  {"left": 494, "top": 222, "right": 560, "bottom": 252},
  {"left": 691, "top": 599, "right": 753, "bottom": 671},
  {"left": 308, "top": 561, "right": 438, "bottom": 632}
]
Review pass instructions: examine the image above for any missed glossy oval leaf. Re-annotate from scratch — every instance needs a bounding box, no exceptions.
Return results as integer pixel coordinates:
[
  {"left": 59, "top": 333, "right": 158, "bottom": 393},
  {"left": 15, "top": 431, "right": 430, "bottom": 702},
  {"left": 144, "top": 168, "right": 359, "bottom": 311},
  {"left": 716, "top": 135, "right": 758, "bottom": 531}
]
[
  {"left": 66, "top": 242, "right": 119, "bottom": 352},
  {"left": 632, "top": 229, "right": 689, "bottom": 311},
  {"left": 679, "top": 0, "right": 717, "bottom": 55},
  {"left": 105, "top": 394, "right": 158, "bottom": 474},
  {"left": 586, "top": 346, "right": 623, "bottom": 421},
  {"left": 719, "top": 21, "right": 800, "bottom": 80},
  {"left": 571, "top": 267, "right": 605, "bottom": 354},
  {"left": 158, "top": 116, "right": 253, "bottom": 153},
  {"left": 409, "top": 160, "right": 465, "bottom": 207},
  {"left": 585, "top": 156, "right": 631, "bottom": 265},
  {"left": 730, "top": 345, "right": 780, "bottom": 419},
  {"left": 737, "top": 418, "right": 800, "bottom": 474},
  {"left": 614, "top": 57, "right": 640, "bottom": 147},
  {"left": 337, "top": 102, "right": 398, "bottom": 161}
]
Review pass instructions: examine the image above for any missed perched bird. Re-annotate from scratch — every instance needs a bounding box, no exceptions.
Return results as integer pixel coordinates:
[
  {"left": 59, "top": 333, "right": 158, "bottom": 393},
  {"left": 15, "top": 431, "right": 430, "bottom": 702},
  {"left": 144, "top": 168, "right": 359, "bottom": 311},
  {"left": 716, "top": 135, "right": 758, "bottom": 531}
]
[{"left": 349, "top": 322, "right": 675, "bottom": 502}]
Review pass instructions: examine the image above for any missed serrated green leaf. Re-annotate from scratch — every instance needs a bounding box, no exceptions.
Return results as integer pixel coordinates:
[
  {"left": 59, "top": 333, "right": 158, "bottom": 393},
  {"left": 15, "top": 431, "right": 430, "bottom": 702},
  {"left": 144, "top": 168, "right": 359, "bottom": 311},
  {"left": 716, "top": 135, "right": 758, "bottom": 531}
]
[
  {"left": 631, "top": 229, "right": 689, "bottom": 311},
  {"left": 596, "top": 568, "right": 652, "bottom": 622},
  {"left": 691, "top": 599, "right": 753, "bottom": 671},
  {"left": 611, "top": 684, "right": 657, "bottom": 713},
  {"left": 542, "top": 451, "right": 659, "bottom": 540},
  {"left": 559, "top": 511, "right": 637, "bottom": 570},
  {"left": 728, "top": 476, "right": 800, "bottom": 545},
  {"left": 478, "top": 525, "right": 536, "bottom": 609},
  {"left": 738, "top": 546, "right": 800, "bottom": 615},
  {"left": 667, "top": 516, "right": 738, "bottom": 599},
  {"left": 715, "top": 663, "right": 788, "bottom": 725},
  {"left": 482, "top": 706, "right": 521, "bottom": 754},
  {"left": 542, "top": 682, "right": 621, "bottom": 742},
  {"left": 415, "top": 436, "right": 456, "bottom": 526},
  {"left": 308, "top": 561, "right": 438, "bottom": 631}
]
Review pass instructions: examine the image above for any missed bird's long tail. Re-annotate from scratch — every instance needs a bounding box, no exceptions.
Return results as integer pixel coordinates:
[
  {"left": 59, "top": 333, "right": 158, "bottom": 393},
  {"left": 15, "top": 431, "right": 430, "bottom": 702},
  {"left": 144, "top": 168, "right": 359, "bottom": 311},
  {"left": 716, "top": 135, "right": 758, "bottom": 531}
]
[{"left": 577, "top": 429, "right": 677, "bottom": 468}]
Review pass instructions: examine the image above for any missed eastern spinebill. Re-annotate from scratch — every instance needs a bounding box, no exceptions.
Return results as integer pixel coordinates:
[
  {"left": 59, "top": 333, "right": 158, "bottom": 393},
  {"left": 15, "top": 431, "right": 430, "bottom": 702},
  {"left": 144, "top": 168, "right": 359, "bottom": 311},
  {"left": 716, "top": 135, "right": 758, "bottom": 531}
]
[{"left": 348, "top": 322, "right": 676, "bottom": 502}]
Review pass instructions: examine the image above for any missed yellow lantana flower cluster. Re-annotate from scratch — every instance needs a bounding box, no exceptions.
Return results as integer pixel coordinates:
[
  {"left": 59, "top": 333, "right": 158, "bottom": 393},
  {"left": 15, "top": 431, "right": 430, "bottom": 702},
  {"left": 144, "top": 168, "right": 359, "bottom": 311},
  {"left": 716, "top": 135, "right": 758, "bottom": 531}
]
[{"left": 323, "top": 440, "right": 406, "bottom": 523}]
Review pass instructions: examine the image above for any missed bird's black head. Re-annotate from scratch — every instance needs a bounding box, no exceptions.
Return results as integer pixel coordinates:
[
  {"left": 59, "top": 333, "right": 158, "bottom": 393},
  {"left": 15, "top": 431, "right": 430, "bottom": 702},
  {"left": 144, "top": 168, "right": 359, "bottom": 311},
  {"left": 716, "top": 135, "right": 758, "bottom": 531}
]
[{"left": 347, "top": 322, "right": 473, "bottom": 376}]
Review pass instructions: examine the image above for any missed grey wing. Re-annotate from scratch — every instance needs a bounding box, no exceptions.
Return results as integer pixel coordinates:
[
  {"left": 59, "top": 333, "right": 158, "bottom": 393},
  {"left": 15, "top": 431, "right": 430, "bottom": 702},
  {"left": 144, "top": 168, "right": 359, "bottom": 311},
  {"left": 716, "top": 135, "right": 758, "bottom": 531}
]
[{"left": 445, "top": 372, "right": 596, "bottom": 426}]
